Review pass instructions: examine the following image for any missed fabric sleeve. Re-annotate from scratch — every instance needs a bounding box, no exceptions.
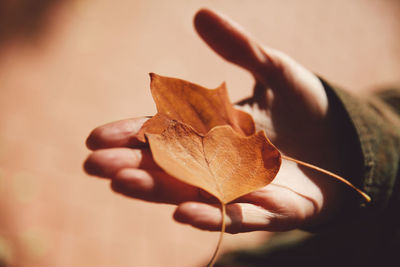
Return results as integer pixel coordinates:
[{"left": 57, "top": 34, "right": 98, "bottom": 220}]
[{"left": 320, "top": 78, "right": 400, "bottom": 221}]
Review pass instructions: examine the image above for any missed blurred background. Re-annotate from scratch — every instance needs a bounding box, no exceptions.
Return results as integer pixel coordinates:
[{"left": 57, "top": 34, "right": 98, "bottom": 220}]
[{"left": 0, "top": 0, "right": 399, "bottom": 266}]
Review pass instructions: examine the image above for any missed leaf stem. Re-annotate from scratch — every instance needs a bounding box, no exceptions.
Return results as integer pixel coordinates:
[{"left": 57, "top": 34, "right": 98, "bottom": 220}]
[
  {"left": 281, "top": 155, "right": 371, "bottom": 203},
  {"left": 207, "top": 202, "right": 226, "bottom": 267}
]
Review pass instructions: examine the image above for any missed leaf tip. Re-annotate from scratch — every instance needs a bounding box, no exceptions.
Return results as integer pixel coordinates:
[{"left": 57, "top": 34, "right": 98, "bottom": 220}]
[
  {"left": 149, "top": 73, "right": 164, "bottom": 83},
  {"left": 215, "top": 80, "right": 227, "bottom": 92}
]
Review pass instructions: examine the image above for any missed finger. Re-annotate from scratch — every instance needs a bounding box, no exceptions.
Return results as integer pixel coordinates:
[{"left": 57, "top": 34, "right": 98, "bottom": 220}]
[
  {"left": 83, "top": 148, "right": 159, "bottom": 178},
  {"left": 173, "top": 201, "right": 291, "bottom": 233},
  {"left": 86, "top": 117, "right": 149, "bottom": 150},
  {"left": 194, "top": 8, "right": 327, "bottom": 116},
  {"left": 194, "top": 8, "right": 282, "bottom": 85},
  {"left": 111, "top": 168, "right": 209, "bottom": 204}
]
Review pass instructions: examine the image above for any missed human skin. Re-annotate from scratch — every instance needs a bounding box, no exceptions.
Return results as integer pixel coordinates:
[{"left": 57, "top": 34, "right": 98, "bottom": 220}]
[{"left": 84, "top": 8, "right": 360, "bottom": 233}]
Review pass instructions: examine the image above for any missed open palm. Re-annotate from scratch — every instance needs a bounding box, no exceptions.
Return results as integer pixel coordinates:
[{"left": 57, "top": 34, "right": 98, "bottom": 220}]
[{"left": 84, "top": 9, "right": 359, "bottom": 233}]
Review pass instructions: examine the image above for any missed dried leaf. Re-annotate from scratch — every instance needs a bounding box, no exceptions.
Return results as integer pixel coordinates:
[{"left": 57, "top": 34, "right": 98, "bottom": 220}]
[
  {"left": 138, "top": 74, "right": 371, "bottom": 204},
  {"left": 138, "top": 74, "right": 371, "bottom": 206},
  {"left": 146, "top": 120, "right": 281, "bottom": 204},
  {"left": 137, "top": 73, "right": 255, "bottom": 142}
]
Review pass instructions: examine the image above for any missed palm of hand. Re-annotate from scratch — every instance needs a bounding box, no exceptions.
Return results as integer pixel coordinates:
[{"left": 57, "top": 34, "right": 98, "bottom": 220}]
[
  {"left": 230, "top": 52, "right": 352, "bottom": 231},
  {"left": 230, "top": 86, "right": 342, "bottom": 232}
]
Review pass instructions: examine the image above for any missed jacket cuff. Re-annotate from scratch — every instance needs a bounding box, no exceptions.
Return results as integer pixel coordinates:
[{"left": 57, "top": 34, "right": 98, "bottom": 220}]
[
  {"left": 303, "top": 78, "right": 400, "bottom": 232},
  {"left": 320, "top": 78, "right": 399, "bottom": 214}
]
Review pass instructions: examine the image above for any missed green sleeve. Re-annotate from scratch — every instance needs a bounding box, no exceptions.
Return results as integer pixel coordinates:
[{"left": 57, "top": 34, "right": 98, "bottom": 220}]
[{"left": 320, "top": 78, "right": 400, "bottom": 218}]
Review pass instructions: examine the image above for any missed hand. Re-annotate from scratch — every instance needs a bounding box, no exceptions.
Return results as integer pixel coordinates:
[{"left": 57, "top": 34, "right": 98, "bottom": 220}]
[{"left": 84, "top": 9, "right": 359, "bottom": 233}]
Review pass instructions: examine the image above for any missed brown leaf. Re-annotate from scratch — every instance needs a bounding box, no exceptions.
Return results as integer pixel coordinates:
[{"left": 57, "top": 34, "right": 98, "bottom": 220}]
[
  {"left": 137, "top": 73, "right": 255, "bottom": 142},
  {"left": 138, "top": 74, "right": 370, "bottom": 204},
  {"left": 146, "top": 120, "right": 281, "bottom": 204}
]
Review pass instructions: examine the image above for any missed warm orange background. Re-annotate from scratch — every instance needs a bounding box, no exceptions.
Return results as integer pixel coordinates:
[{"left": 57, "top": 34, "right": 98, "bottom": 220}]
[{"left": 0, "top": 1, "right": 399, "bottom": 266}]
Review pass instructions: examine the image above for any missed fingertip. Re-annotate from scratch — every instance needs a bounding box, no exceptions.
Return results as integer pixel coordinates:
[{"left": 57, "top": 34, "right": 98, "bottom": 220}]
[
  {"left": 193, "top": 8, "right": 227, "bottom": 45},
  {"left": 194, "top": 8, "right": 230, "bottom": 31},
  {"left": 193, "top": 8, "right": 270, "bottom": 79},
  {"left": 173, "top": 202, "right": 203, "bottom": 223},
  {"left": 194, "top": 7, "right": 212, "bottom": 16},
  {"left": 114, "top": 168, "right": 156, "bottom": 193},
  {"left": 173, "top": 202, "right": 193, "bottom": 224},
  {"left": 83, "top": 149, "right": 120, "bottom": 178},
  {"left": 110, "top": 180, "right": 126, "bottom": 195},
  {"left": 174, "top": 202, "right": 221, "bottom": 231},
  {"left": 85, "top": 128, "right": 101, "bottom": 150},
  {"left": 193, "top": 8, "right": 215, "bottom": 30},
  {"left": 85, "top": 123, "right": 115, "bottom": 150},
  {"left": 111, "top": 169, "right": 170, "bottom": 203},
  {"left": 83, "top": 148, "right": 151, "bottom": 180},
  {"left": 83, "top": 153, "right": 102, "bottom": 176},
  {"left": 85, "top": 118, "right": 149, "bottom": 150}
]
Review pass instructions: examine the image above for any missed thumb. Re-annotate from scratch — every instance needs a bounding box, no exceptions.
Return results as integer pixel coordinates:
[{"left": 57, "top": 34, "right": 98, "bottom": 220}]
[
  {"left": 194, "top": 8, "right": 328, "bottom": 118},
  {"left": 194, "top": 8, "right": 281, "bottom": 86}
]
